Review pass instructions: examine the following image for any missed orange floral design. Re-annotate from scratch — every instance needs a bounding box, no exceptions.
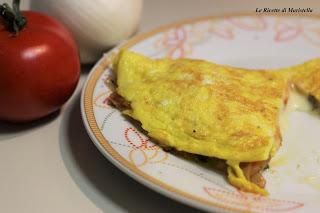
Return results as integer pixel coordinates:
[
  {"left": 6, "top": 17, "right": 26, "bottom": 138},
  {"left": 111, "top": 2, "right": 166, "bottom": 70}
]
[
  {"left": 125, "top": 127, "right": 168, "bottom": 167},
  {"left": 274, "top": 17, "right": 320, "bottom": 46},
  {"left": 204, "top": 186, "right": 304, "bottom": 212},
  {"left": 229, "top": 16, "right": 267, "bottom": 31},
  {"left": 94, "top": 92, "right": 111, "bottom": 109},
  {"left": 155, "top": 26, "right": 191, "bottom": 58},
  {"left": 209, "top": 20, "right": 234, "bottom": 39},
  {"left": 155, "top": 21, "right": 233, "bottom": 58},
  {"left": 154, "top": 16, "right": 272, "bottom": 58}
]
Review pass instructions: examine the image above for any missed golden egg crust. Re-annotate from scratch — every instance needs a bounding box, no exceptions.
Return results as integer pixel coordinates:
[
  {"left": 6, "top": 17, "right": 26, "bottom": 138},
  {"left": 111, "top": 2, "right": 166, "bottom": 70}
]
[{"left": 114, "top": 50, "right": 288, "bottom": 162}]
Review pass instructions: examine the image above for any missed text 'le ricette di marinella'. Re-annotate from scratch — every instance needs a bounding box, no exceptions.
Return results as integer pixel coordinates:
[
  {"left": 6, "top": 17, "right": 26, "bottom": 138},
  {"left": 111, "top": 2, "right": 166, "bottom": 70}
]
[{"left": 256, "top": 8, "right": 313, "bottom": 13}]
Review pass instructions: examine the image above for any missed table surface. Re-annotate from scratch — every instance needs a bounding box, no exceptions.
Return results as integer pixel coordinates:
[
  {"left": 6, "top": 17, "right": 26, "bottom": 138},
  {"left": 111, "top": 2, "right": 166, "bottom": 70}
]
[{"left": 1, "top": 0, "right": 319, "bottom": 212}]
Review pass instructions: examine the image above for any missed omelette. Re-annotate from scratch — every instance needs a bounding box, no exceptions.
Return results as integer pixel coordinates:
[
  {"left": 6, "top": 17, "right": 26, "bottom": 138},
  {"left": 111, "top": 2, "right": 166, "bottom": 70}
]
[{"left": 109, "top": 50, "right": 320, "bottom": 195}]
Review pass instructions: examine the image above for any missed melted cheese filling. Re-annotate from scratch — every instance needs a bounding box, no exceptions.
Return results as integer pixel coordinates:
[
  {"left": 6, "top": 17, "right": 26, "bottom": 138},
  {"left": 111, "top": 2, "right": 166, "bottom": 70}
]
[
  {"left": 280, "top": 85, "right": 312, "bottom": 134},
  {"left": 228, "top": 85, "right": 313, "bottom": 196}
]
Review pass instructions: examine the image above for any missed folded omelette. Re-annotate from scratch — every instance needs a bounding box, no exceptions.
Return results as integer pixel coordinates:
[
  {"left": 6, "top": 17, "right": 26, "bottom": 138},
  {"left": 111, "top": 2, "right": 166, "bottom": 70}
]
[{"left": 110, "top": 50, "right": 320, "bottom": 195}]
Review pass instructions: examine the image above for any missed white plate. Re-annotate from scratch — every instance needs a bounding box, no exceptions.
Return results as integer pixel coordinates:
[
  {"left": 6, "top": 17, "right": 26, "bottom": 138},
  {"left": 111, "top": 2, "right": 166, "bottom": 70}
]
[{"left": 81, "top": 13, "right": 320, "bottom": 213}]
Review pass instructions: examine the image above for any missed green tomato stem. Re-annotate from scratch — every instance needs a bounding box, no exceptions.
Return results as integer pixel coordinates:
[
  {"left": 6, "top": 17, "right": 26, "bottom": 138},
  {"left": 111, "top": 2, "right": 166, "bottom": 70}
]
[{"left": 0, "top": 0, "right": 27, "bottom": 35}]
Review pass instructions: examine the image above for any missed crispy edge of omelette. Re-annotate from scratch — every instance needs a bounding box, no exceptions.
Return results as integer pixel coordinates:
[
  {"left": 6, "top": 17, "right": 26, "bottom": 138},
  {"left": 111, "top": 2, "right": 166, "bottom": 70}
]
[{"left": 107, "top": 50, "right": 320, "bottom": 196}]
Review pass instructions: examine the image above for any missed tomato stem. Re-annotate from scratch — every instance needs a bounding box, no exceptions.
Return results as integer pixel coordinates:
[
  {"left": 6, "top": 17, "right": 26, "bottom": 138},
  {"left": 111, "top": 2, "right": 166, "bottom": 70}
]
[{"left": 0, "top": 0, "right": 27, "bottom": 35}]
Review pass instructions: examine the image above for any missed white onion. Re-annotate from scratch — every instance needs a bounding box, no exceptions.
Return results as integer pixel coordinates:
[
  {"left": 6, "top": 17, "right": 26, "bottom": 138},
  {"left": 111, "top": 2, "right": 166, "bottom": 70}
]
[{"left": 30, "top": 0, "right": 143, "bottom": 63}]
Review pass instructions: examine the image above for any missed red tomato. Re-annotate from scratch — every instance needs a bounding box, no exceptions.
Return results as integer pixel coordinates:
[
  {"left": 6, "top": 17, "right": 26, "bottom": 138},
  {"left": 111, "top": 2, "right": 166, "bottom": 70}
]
[{"left": 0, "top": 11, "right": 80, "bottom": 122}]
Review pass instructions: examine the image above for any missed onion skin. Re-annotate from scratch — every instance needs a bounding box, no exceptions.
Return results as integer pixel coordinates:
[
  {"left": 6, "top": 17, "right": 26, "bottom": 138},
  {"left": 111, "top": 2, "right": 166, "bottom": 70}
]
[{"left": 30, "top": 0, "right": 143, "bottom": 64}]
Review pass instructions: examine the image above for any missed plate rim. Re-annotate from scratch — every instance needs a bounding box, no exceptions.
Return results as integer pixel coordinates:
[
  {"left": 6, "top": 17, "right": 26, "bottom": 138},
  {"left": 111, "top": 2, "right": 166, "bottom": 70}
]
[{"left": 81, "top": 12, "right": 320, "bottom": 213}]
